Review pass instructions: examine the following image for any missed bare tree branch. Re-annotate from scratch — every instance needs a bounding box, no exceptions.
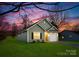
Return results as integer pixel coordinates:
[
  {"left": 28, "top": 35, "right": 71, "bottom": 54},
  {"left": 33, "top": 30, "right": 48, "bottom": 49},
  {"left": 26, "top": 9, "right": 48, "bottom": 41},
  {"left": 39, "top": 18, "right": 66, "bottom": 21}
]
[
  {"left": 0, "top": 2, "right": 79, "bottom": 16},
  {"left": 33, "top": 3, "right": 79, "bottom": 12}
]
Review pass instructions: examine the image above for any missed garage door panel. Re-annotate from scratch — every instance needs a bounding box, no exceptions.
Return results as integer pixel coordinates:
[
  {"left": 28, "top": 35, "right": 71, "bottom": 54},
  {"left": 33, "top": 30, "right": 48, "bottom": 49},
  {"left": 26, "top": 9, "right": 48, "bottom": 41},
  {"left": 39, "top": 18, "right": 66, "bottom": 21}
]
[{"left": 48, "top": 33, "right": 58, "bottom": 42}]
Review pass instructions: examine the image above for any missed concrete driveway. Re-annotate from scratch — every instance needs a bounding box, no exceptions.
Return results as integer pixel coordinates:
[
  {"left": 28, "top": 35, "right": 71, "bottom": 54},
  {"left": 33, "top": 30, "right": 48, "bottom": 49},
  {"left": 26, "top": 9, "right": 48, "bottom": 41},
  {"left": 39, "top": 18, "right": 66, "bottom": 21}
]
[{"left": 59, "top": 41, "right": 79, "bottom": 48}]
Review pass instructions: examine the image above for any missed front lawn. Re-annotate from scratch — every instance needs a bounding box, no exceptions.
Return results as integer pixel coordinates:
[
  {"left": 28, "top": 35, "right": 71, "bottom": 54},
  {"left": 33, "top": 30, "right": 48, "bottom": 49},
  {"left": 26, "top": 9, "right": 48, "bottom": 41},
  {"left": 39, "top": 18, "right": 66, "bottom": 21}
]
[{"left": 0, "top": 37, "right": 79, "bottom": 57}]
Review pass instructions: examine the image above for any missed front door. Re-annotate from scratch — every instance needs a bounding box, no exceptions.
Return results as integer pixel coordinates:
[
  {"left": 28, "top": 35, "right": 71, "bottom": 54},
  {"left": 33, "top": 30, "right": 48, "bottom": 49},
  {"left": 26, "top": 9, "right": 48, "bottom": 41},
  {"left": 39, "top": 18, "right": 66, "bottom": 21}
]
[{"left": 44, "top": 32, "right": 48, "bottom": 42}]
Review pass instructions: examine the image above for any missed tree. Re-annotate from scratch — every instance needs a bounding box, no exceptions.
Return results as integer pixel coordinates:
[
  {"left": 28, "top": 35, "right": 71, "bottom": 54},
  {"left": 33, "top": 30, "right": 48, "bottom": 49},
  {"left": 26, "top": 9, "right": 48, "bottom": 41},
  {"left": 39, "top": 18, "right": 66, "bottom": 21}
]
[
  {"left": 18, "top": 7, "right": 33, "bottom": 30},
  {"left": 48, "top": 4, "right": 68, "bottom": 32},
  {"left": 74, "top": 25, "right": 79, "bottom": 31},
  {"left": 0, "top": 2, "right": 79, "bottom": 41},
  {"left": 0, "top": 19, "right": 10, "bottom": 40},
  {"left": 0, "top": 2, "right": 78, "bottom": 32},
  {"left": 12, "top": 23, "right": 18, "bottom": 37}
]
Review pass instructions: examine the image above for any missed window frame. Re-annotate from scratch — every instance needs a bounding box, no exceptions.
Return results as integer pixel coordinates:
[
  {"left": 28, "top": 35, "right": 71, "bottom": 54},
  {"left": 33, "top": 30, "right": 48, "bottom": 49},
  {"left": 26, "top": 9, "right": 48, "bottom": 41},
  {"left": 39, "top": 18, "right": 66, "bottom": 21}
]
[{"left": 32, "top": 32, "right": 42, "bottom": 40}]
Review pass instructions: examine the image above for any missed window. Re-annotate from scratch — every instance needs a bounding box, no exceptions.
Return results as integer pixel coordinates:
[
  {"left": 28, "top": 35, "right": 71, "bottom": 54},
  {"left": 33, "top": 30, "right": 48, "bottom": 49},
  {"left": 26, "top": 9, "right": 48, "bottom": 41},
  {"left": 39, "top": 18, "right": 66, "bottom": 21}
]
[
  {"left": 69, "top": 35, "right": 72, "bottom": 38},
  {"left": 62, "top": 36, "right": 64, "bottom": 39},
  {"left": 33, "top": 32, "right": 41, "bottom": 40}
]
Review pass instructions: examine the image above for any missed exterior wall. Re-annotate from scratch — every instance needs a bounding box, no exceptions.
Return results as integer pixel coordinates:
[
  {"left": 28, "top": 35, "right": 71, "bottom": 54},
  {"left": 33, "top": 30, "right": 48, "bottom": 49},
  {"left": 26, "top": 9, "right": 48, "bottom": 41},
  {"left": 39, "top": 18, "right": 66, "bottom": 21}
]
[
  {"left": 27, "top": 24, "right": 44, "bottom": 42},
  {"left": 27, "top": 30, "right": 30, "bottom": 42},
  {"left": 16, "top": 32, "right": 27, "bottom": 41}
]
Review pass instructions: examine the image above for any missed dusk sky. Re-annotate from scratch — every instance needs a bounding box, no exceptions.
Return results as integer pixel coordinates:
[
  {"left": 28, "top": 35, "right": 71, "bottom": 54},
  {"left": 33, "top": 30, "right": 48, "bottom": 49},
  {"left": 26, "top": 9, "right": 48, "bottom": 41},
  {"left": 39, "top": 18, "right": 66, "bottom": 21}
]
[{"left": 0, "top": 2, "right": 79, "bottom": 32}]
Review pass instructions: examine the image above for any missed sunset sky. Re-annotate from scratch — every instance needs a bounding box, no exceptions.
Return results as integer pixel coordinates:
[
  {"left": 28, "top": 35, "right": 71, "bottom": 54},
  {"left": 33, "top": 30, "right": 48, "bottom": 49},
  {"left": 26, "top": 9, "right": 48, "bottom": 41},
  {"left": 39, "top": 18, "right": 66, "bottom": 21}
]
[{"left": 0, "top": 2, "right": 79, "bottom": 32}]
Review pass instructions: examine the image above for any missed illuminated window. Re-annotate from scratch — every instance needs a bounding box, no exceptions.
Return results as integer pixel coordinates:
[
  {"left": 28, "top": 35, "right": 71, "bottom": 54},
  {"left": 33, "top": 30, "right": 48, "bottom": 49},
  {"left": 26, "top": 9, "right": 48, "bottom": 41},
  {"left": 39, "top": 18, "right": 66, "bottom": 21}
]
[{"left": 33, "top": 32, "right": 41, "bottom": 39}]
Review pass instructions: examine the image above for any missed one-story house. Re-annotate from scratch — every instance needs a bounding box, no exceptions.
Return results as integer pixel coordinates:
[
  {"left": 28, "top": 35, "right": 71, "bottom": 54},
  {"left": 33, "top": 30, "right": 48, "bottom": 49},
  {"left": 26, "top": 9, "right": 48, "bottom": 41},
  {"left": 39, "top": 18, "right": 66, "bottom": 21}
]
[
  {"left": 60, "top": 30, "right": 79, "bottom": 41},
  {"left": 16, "top": 18, "right": 58, "bottom": 42}
]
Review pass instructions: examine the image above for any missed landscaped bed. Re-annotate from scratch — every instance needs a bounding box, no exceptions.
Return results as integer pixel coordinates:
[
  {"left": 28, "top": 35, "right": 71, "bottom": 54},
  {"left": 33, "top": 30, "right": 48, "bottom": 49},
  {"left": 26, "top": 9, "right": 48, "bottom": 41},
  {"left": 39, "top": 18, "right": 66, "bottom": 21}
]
[{"left": 0, "top": 36, "right": 79, "bottom": 57}]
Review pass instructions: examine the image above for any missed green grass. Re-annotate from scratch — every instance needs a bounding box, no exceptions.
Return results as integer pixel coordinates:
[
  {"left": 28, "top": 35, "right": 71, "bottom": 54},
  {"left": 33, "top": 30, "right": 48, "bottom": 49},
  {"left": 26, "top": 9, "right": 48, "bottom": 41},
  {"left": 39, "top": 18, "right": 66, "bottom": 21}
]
[{"left": 0, "top": 37, "right": 79, "bottom": 57}]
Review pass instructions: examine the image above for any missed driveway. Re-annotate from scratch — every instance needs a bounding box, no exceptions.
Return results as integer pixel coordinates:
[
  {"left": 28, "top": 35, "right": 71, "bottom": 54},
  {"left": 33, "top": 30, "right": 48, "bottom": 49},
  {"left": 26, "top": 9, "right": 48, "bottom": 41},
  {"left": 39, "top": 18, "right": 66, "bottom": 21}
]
[{"left": 59, "top": 41, "right": 79, "bottom": 48}]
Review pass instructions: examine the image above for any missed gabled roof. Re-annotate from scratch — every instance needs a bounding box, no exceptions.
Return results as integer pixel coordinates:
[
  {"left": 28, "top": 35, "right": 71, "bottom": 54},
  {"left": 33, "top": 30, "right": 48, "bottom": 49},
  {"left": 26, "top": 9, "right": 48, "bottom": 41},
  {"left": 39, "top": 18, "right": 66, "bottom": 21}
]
[
  {"left": 48, "top": 26, "right": 58, "bottom": 32},
  {"left": 26, "top": 18, "right": 58, "bottom": 31}
]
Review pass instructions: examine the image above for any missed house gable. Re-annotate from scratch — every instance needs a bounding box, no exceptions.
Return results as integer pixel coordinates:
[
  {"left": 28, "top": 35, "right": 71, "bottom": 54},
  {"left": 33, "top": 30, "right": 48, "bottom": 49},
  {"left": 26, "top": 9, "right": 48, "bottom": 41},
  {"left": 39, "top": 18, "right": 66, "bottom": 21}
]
[
  {"left": 26, "top": 18, "right": 57, "bottom": 31},
  {"left": 27, "top": 24, "right": 44, "bottom": 31},
  {"left": 26, "top": 24, "right": 44, "bottom": 42},
  {"left": 37, "top": 19, "right": 52, "bottom": 31},
  {"left": 48, "top": 26, "right": 58, "bottom": 32}
]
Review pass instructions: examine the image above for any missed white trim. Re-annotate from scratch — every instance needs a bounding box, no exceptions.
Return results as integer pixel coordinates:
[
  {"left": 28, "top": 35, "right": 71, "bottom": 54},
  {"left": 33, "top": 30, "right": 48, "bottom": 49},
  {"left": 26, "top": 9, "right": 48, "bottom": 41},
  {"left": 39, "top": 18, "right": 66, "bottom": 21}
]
[
  {"left": 26, "top": 18, "right": 46, "bottom": 30},
  {"left": 27, "top": 18, "right": 57, "bottom": 31},
  {"left": 27, "top": 30, "right": 30, "bottom": 42}
]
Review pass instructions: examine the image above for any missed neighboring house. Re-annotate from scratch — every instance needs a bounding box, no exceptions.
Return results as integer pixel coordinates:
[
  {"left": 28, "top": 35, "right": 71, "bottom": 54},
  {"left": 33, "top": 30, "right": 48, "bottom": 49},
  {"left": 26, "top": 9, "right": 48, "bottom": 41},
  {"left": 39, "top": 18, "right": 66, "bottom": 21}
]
[
  {"left": 16, "top": 18, "right": 58, "bottom": 42},
  {"left": 60, "top": 30, "right": 79, "bottom": 41}
]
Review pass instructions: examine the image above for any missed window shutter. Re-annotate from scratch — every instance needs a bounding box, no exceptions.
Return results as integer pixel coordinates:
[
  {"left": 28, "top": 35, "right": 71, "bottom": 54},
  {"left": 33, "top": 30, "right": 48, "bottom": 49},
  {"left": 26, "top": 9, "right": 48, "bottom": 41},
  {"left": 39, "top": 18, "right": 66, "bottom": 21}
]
[
  {"left": 32, "top": 32, "right": 33, "bottom": 39},
  {"left": 40, "top": 33, "right": 42, "bottom": 39}
]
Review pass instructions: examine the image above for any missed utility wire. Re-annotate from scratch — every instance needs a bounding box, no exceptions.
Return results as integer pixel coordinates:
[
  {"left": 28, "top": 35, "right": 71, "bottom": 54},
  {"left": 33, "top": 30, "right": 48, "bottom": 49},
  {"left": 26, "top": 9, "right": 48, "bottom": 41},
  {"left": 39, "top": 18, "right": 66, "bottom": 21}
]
[
  {"left": 0, "top": 2, "right": 79, "bottom": 15},
  {"left": 33, "top": 3, "right": 79, "bottom": 12}
]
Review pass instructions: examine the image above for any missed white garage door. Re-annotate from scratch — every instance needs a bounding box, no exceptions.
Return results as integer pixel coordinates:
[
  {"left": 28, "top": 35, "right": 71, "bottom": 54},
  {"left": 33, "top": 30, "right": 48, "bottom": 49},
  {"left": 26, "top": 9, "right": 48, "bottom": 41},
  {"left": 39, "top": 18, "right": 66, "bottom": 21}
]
[{"left": 48, "top": 33, "right": 58, "bottom": 42}]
